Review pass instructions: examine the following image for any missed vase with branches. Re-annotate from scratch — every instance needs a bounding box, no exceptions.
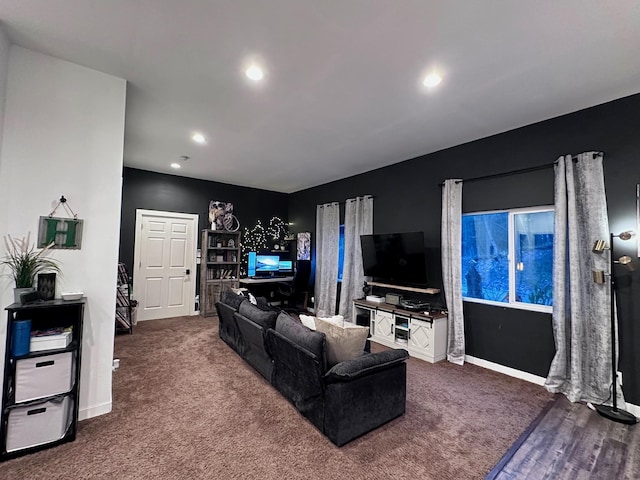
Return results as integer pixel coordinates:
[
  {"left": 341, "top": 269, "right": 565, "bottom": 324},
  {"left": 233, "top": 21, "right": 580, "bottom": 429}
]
[{"left": 2, "top": 233, "right": 60, "bottom": 302}]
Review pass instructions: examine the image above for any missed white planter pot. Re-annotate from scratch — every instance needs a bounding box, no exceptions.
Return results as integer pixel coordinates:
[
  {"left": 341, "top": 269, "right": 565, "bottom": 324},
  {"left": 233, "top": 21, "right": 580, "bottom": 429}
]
[{"left": 14, "top": 288, "right": 35, "bottom": 304}]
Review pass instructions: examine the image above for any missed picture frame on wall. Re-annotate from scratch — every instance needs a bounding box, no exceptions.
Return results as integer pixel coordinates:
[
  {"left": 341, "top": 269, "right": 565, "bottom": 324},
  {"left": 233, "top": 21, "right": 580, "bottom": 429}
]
[
  {"left": 208, "top": 201, "right": 234, "bottom": 231},
  {"left": 297, "top": 232, "right": 311, "bottom": 260}
]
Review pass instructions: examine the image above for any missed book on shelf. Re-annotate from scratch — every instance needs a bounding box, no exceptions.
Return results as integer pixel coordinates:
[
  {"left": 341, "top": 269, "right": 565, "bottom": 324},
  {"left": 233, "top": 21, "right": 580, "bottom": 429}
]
[{"left": 205, "top": 267, "right": 237, "bottom": 280}]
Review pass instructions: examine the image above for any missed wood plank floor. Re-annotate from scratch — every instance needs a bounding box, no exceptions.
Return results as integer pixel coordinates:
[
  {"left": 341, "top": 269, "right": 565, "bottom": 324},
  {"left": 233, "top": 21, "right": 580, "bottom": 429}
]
[{"left": 487, "top": 395, "right": 640, "bottom": 479}]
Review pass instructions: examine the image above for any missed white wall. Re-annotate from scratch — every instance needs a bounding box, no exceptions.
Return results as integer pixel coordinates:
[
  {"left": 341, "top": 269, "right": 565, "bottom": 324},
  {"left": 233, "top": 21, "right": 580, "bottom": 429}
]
[
  {"left": 0, "top": 26, "right": 10, "bottom": 240},
  {"left": 0, "top": 46, "right": 126, "bottom": 419}
]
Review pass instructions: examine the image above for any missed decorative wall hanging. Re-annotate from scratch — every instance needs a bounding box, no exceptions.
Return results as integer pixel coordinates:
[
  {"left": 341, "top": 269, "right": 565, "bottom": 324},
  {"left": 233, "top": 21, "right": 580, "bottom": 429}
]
[
  {"left": 297, "top": 232, "right": 311, "bottom": 260},
  {"left": 38, "top": 196, "right": 83, "bottom": 249},
  {"left": 240, "top": 220, "right": 268, "bottom": 276},
  {"left": 267, "top": 216, "right": 293, "bottom": 251},
  {"left": 208, "top": 201, "right": 234, "bottom": 231}
]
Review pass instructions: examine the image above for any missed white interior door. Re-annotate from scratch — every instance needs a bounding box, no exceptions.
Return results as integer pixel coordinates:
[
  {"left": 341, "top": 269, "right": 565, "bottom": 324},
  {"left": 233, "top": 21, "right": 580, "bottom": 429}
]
[{"left": 133, "top": 210, "right": 198, "bottom": 321}]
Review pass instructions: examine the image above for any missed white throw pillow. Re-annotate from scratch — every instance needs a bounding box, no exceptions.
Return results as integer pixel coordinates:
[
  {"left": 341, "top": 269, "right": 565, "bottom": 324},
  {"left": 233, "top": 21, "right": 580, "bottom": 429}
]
[
  {"left": 318, "top": 315, "right": 344, "bottom": 325},
  {"left": 314, "top": 317, "right": 369, "bottom": 366},
  {"left": 299, "top": 314, "right": 316, "bottom": 330}
]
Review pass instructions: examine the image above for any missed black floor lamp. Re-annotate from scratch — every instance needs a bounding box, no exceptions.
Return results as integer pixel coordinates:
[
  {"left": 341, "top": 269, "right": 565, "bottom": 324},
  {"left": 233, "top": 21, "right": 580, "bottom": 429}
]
[{"left": 592, "top": 231, "right": 638, "bottom": 425}]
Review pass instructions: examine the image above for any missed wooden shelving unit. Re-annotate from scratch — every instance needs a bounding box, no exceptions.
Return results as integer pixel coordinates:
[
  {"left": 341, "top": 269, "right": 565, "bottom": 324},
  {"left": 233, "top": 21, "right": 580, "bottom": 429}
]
[
  {"left": 115, "top": 263, "right": 133, "bottom": 334},
  {"left": 200, "top": 230, "right": 241, "bottom": 316}
]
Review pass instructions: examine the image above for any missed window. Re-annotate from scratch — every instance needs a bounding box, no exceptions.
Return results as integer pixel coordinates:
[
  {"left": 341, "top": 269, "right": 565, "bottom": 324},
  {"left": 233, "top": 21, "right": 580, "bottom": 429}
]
[{"left": 461, "top": 207, "right": 554, "bottom": 312}]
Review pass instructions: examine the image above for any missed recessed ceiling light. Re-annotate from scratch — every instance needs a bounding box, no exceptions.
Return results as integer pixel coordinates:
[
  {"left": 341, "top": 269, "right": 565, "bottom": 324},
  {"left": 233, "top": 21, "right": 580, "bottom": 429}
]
[
  {"left": 422, "top": 73, "right": 442, "bottom": 88},
  {"left": 170, "top": 162, "right": 181, "bottom": 169},
  {"left": 192, "top": 133, "right": 206, "bottom": 144},
  {"left": 245, "top": 64, "right": 264, "bottom": 82}
]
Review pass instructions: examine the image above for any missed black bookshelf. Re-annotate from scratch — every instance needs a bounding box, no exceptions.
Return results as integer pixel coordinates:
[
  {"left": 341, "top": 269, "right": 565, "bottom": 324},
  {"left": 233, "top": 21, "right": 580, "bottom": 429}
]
[{"left": 1, "top": 298, "right": 85, "bottom": 460}]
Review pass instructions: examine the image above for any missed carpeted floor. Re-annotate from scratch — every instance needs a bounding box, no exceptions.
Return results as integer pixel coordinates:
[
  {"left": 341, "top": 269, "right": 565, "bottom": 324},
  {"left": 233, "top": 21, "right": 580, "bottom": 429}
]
[{"left": 0, "top": 316, "right": 553, "bottom": 479}]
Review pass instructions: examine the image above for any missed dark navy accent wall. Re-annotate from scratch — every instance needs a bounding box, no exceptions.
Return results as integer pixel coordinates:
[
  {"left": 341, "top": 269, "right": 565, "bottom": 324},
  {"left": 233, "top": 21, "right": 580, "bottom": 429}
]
[
  {"left": 288, "top": 92, "right": 640, "bottom": 405},
  {"left": 119, "top": 168, "right": 289, "bottom": 289}
]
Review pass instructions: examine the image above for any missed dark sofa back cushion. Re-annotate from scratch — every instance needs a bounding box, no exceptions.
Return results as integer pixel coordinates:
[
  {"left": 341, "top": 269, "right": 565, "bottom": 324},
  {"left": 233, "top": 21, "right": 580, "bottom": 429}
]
[
  {"left": 275, "top": 313, "right": 326, "bottom": 369},
  {"left": 239, "top": 301, "right": 278, "bottom": 329},
  {"left": 221, "top": 289, "right": 245, "bottom": 310}
]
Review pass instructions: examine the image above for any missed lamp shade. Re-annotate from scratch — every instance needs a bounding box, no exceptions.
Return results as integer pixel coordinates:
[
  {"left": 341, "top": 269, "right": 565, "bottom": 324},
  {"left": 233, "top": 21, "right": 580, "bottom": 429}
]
[
  {"left": 617, "top": 255, "right": 633, "bottom": 265},
  {"left": 592, "top": 240, "right": 607, "bottom": 253},
  {"left": 592, "top": 270, "right": 606, "bottom": 284},
  {"left": 616, "top": 231, "right": 635, "bottom": 241}
]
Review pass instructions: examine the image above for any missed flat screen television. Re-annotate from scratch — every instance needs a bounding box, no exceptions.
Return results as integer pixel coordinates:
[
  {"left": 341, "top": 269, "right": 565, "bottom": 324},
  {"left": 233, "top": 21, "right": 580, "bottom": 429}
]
[
  {"left": 256, "top": 254, "right": 280, "bottom": 273},
  {"left": 360, "top": 231, "right": 428, "bottom": 287}
]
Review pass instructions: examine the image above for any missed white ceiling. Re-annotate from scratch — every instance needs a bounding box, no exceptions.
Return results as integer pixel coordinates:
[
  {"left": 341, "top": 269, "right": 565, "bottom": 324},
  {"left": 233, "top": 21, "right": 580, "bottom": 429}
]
[{"left": 1, "top": 1, "right": 639, "bottom": 193}]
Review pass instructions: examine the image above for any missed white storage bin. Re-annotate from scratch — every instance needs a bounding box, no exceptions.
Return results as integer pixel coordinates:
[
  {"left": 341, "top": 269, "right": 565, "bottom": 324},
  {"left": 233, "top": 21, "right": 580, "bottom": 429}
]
[
  {"left": 30, "top": 330, "right": 72, "bottom": 352},
  {"left": 6, "top": 396, "right": 73, "bottom": 452},
  {"left": 15, "top": 352, "right": 74, "bottom": 403}
]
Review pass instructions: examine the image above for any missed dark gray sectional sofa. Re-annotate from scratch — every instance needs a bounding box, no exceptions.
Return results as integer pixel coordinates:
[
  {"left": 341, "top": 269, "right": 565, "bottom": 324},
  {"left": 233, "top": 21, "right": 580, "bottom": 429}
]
[{"left": 215, "top": 289, "right": 409, "bottom": 446}]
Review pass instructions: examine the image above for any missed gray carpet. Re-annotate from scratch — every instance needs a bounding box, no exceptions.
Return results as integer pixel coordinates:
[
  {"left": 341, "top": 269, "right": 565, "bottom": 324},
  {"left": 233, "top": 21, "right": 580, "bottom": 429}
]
[{"left": 0, "top": 315, "right": 553, "bottom": 479}]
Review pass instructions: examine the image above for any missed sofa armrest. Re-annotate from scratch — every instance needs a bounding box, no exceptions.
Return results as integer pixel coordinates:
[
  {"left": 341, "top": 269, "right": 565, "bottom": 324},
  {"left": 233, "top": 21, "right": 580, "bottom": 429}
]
[{"left": 323, "top": 349, "right": 409, "bottom": 383}]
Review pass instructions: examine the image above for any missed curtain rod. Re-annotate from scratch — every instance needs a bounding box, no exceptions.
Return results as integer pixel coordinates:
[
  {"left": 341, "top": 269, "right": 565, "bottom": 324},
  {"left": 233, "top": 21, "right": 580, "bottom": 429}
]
[
  {"left": 439, "top": 151, "right": 603, "bottom": 186},
  {"left": 318, "top": 195, "right": 374, "bottom": 207}
]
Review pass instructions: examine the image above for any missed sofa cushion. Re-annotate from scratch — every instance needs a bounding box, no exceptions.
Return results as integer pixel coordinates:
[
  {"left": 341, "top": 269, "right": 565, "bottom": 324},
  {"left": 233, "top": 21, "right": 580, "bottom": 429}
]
[
  {"left": 221, "top": 289, "right": 245, "bottom": 310},
  {"left": 215, "top": 301, "right": 244, "bottom": 355},
  {"left": 314, "top": 317, "right": 369, "bottom": 367},
  {"left": 238, "top": 301, "right": 278, "bottom": 329},
  {"left": 324, "top": 348, "right": 409, "bottom": 382},
  {"left": 275, "top": 313, "right": 325, "bottom": 361}
]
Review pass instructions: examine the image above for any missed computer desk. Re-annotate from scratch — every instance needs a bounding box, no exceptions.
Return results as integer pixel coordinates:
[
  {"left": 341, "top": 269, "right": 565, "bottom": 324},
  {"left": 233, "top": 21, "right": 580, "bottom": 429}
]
[
  {"left": 239, "top": 276, "right": 294, "bottom": 285},
  {"left": 239, "top": 276, "right": 294, "bottom": 304}
]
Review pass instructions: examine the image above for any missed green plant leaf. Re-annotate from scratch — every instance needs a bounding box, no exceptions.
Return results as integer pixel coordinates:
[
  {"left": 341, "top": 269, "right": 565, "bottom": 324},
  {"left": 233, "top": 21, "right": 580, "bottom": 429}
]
[{"left": 1, "top": 234, "right": 61, "bottom": 288}]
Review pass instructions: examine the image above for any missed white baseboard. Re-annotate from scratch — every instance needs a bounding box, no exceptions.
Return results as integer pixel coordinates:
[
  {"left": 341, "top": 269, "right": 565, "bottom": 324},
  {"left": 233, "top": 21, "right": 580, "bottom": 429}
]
[
  {"left": 79, "top": 401, "right": 112, "bottom": 421},
  {"left": 465, "top": 354, "right": 640, "bottom": 418},
  {"left": 624, "top": 401, "right": 640, "bottom": 418},
  {"left": 465, "top": 355, "right": 547, "bottom": 386}
]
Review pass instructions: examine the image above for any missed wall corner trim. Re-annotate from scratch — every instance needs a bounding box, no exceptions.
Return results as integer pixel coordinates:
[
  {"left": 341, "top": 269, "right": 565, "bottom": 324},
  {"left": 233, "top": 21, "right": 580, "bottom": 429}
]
[{"left": 79, "top": 400, "right": 112, "bottom": 421}]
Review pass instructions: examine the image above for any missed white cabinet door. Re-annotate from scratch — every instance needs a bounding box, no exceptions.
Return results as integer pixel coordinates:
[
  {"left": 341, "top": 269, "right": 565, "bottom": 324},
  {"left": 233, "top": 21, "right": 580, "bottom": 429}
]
[
  {"left": 374, "top": 310, "right": 395, "bottom": 342},
  {"left": 409, "top": 318, "right": 434, "bottom": 357}
]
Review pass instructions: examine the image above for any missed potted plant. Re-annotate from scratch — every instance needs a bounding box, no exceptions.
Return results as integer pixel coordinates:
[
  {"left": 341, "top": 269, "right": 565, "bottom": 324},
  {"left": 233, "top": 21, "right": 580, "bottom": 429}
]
[{"left": 2, "top": 233, "right": 60, "bottom": 303}]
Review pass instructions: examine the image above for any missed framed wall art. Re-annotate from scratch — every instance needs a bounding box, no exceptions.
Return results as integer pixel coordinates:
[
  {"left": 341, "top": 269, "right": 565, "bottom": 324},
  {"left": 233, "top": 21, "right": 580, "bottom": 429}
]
[{"left": 297, "top": 232, "right": 311, "bottom": 260}]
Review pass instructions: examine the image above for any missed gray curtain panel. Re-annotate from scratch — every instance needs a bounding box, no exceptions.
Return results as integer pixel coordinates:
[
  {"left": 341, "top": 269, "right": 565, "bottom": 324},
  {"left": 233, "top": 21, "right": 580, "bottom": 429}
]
[
  {"left": 338, "top": 195, "right": 373, "bottom": 321},
  {"left": 315, "top": 202, "right": 340, "bottom": 317},
  {"left": 545, "top": 152, "right": 625, "bottom": 406},
  {"left": 441, "top": 179, "right": 465, "bottom": 365}
]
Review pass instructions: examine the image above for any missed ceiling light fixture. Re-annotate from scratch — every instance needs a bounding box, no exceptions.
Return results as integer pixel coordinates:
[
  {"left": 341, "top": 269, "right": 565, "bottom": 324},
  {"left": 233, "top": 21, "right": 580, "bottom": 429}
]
[
  {"left": 192, "top": 133, "right": 206, "bottom": 144},
  {"left": 423, "top": 73, "right": 442, "bottom": 88},
  {"left": 171, "top": 155, "right": 190, "bottom": 169},
  {"left": 245, "top": 64, "right": 264, "bottom": 82}
]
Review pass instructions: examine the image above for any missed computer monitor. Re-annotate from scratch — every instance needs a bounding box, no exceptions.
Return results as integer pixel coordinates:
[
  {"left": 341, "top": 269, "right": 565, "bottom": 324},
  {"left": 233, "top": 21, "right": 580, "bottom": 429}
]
[
  {"left": 247, "top": 252, "right": 257, "bottom": 277},
  {"left": 278, "top": 260, "right": 293, "bottom": 273},
  {"left": 256, "top": 254, "right": 280, "bottom": 273}
]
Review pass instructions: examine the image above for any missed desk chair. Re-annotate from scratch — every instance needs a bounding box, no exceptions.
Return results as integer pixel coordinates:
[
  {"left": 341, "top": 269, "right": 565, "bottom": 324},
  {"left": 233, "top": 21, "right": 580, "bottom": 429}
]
[{"left": 278, "top": 260, "right": 311, "bottom": 312}]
